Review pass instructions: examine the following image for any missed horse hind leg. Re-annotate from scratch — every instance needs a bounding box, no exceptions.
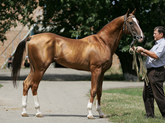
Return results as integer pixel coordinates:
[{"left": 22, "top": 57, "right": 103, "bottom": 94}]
[
  {"left": 21, "top": 70, "right": 34, "bottom": 117},
  {"left": 22, "top": 95, "right": 29, "bottom": 117},
  {"left": 31, "top": 69, "right": 46, "bottom": 117},
  {"left": 21, "top": 68, "right": 45, "bottom": 118}
]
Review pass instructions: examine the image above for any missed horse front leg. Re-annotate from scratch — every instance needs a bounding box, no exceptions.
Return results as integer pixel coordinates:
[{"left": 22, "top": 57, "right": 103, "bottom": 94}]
[
  {"left": 96, "top": 73, "right": 106, "bottom": 118},
  {"left": 87, "top": 67, "right": 102, "bottom": 119}
]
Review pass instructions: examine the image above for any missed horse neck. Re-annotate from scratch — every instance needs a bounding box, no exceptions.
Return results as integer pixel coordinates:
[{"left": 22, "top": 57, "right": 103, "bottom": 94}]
[{"left": 97, "top": 15, "right": 124, "bottom": 54}]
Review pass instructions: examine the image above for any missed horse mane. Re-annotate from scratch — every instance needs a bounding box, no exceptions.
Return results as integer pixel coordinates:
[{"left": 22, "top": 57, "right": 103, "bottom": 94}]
[{"left": 97, "top": 15, "right": 124, "bottom": 36}]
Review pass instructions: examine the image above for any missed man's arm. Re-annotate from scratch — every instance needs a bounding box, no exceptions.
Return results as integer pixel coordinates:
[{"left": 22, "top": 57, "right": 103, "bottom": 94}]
[
  {"left": 136, "top": 46, "right": 158, "bottom": 59},
  {"left": 140, "top": 52, "right": 148, "bottom": 57}
]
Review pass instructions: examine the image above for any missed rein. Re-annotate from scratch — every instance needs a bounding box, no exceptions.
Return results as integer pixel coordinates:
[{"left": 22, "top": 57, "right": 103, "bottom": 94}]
[
  {"left": 131, "top": 47, "right": 149, "bottom": 86},
  {"left": 124, "top": 15, "right": 149, "bottom": 85}
]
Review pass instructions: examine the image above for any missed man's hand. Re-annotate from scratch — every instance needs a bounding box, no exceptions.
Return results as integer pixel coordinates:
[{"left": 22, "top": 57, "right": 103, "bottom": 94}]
[
  {"left": 130, "top": 46, "right": 137, "bottom": 52},
  {"left": 136, "top": 46, "right": 145, "bottom": 53}
]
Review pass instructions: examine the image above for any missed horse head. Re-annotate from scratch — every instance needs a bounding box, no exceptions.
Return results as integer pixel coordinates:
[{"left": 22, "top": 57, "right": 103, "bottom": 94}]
[{"left": 123, "top": 9, "right": 145, "bottom": 47}]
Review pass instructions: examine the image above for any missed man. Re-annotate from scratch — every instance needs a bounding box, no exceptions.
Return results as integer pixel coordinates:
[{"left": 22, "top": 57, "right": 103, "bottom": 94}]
[
  {"left": 7, "top": 55, "right": 12, "bottom": 69},
  {"left": 135, "top": 26, "right": 165, "bottom": 118},
  {"left": 24, "top": 56, "right": 30, "bottom": 68}
]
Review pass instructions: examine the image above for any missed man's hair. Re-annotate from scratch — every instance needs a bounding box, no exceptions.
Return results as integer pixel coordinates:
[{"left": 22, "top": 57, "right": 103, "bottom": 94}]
[{"left": 154, "top": 26, "right": 165, "bottom": 37}]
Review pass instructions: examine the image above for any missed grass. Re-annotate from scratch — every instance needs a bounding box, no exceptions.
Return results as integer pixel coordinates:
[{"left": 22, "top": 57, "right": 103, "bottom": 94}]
[
  {"left": 101, "top": 87, "right": 165, "bottom": 123},
  {"left": 0, "top": 84, "right": 2, "bottom": 88}
]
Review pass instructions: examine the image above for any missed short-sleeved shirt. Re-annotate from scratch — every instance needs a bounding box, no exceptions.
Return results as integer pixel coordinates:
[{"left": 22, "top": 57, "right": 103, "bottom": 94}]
[{"left": 146, "top": 38, "right": 165, "bottom": 69}]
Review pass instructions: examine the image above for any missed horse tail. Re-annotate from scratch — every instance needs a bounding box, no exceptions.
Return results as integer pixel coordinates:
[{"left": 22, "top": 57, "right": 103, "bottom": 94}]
[{"left": 12, "top": 36, "right": 32, "bottom": 87}]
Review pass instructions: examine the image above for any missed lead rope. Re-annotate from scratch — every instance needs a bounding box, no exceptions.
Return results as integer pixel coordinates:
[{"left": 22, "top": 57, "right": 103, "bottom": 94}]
[{"left": 131, "top": 48, "right": 149, "bottom": 86}]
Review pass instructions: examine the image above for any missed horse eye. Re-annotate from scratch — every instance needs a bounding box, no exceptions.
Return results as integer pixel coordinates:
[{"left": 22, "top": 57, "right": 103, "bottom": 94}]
[{"left": 129, "top": 22, "right": 133, "bottom": 25}]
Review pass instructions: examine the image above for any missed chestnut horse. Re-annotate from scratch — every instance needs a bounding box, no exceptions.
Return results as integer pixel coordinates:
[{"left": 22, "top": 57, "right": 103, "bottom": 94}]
[{"left": 12, "top": 9, "right": 144, "bottom": 119}]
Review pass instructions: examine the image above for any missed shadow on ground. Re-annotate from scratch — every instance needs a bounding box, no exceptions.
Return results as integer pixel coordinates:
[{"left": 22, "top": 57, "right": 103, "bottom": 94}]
[
  {"left": 28, "top": 114, "right": 89, "bottom": 118},
  {"left": 0, "top": 74, "right": 124, "bottom": 81},
  {"left": 0, "top": 74, "right": 91, "bottom": 81},
  {"left": 0, "top": 67, "right": 124, "bottom": 81}
]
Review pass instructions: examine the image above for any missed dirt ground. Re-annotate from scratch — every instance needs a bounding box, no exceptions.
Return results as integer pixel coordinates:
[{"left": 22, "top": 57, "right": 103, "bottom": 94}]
[{"left": 0, "top": 67, "right": 143, "bottom": 123}]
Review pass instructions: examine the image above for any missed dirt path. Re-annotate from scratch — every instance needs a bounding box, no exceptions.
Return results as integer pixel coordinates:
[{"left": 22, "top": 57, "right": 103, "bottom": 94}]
[{"left": 0, "top": 67, "right": 143, "bottom": 123}]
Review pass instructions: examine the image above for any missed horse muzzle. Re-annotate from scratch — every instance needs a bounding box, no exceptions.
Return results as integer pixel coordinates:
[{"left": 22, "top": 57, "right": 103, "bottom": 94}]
[{"left": 136, "top": 35, "right": 145, "bottom": 43}]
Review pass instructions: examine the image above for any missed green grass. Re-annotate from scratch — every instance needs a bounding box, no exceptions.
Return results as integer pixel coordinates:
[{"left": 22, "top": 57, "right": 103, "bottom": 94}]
[
  {"left": 101, "top": 87, "right": 165, "bottom": 123},
  {"left": 0, "top": 84, "right": 2, "bottom": 88}
]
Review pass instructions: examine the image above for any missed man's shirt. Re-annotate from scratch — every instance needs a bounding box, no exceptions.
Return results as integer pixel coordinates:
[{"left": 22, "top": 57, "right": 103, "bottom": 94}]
[{"left": 146, "top": 38, "right": 165, "bottom": 68}]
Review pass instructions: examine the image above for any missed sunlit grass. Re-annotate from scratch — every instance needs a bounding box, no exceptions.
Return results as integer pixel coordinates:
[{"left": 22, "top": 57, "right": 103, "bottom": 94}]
[{"left": 101, "top": 87, "right": 165, "bottom": 123}]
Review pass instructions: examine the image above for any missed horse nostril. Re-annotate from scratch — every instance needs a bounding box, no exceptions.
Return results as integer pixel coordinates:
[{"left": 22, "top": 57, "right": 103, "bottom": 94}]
[
  {"left": 139, "top": 36, "right": 145, "bottom": 42},
  {"left": 142, "top": 35, "right": 145, "bottom": 41}
]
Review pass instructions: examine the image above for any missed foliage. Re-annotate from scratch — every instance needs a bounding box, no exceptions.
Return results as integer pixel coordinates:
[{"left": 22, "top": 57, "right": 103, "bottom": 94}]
[
  {"left": 38, "top": 0, "right": 165, "bottom": 48},
  {"left": 37, "top": 0, "right": 165, "bottom": 79},
  {"left": 1, "top": 0, "right": 165, "bottom": 52},
  {"left": 1, "top": 0, "right": 165, "bottom": 79},
  {"left": 0, "top": 84, "right": 2, "bottom": 88},
  {"left": 102, "top": 87, "right": 165, "bottom": 123},
  {"left": 0, "top": 0, "right": 38, "bottom": 42}
]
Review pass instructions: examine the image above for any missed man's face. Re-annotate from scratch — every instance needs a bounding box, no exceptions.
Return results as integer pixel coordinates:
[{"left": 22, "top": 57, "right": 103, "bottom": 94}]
[{"left": 153, "top": 29, "right": 163, "bottom": 41}]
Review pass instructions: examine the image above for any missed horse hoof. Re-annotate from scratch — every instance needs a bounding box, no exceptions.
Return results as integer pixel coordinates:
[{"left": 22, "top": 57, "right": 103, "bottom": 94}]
[
  {"left": 87, "top": 115, "right": 95, "bottom": 119},
  {"left": 99, "top": 115, "right": 107, "bottom": 118},
  {"left": 36, "top": 113, "right": 44, "bottom": 118},
  {"left": 21, "top": 113, "right": 29, "bottom": 117}
]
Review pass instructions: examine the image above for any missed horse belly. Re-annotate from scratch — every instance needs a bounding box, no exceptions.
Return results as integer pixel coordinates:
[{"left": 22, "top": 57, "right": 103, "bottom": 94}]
[
  {"left": 54, "top": 49, "right": 90, "bottom": 71},
  {"left": 55, "top": 56, "right": 90, "bottom": 71},
  {"left": 54, "top": 39, "right": 95, "bottom": 71}
]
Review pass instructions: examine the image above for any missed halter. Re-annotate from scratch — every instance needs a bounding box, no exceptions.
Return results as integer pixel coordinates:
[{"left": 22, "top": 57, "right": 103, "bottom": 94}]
[{"left": 123, "top": 15, "right": 138, "bottom": 47}]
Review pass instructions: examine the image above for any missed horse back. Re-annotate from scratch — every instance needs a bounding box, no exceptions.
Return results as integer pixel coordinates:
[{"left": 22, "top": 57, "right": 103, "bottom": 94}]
[{"left": 28, "top": 33, "right": 111, "bottom": 71}]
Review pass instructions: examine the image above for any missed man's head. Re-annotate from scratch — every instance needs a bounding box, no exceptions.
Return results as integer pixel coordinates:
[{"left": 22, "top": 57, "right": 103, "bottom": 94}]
[{"left": 153, "top": 26, "right": 165, "bottom": 41}]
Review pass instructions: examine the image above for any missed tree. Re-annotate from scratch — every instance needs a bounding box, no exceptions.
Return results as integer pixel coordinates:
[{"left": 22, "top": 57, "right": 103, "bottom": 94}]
[
  {"left": 2, "top": 0, "right": 165, "bottom": 80},
  {"left": 37, "top": 0, "right": 165, "bottom": 80},
  {"left": 0, "top": 0, "right": 38, "bottom": 42}
]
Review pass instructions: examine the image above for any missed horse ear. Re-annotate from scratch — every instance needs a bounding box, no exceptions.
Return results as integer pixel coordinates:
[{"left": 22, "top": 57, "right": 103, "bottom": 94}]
[
  {"left": 132, "top": 8, "right": 136, "bottom": 15},
  {"left": 126, "top": 9, "right": 130, "bottom": 17}
]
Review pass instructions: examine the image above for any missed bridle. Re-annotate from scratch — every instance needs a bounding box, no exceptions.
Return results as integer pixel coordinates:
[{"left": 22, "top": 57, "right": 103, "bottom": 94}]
[
  {"left": 124, "top": 15, "right": 149, "bottom": 86},
  {"left": 123, "top": 15, "right": 140, "bottom": 47}
]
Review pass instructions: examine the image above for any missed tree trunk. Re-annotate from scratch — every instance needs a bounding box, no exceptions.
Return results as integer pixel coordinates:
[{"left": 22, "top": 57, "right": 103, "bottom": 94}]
[{"left": 116, "top": 50, "right": 138, "bottom": 81}]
